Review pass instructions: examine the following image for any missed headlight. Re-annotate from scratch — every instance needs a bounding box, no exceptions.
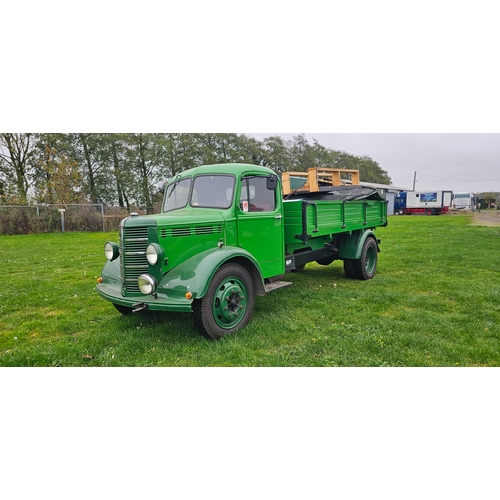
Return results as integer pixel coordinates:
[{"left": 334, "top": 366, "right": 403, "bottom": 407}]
[
  {"left": 146, "top": 243, "right": 164, "bottom": 265},
  {"left": 104, "top": 242, "right": 120, "bottom": 261},
  {"left": 138, "top": 274, "right": 158, "bottom": 295}
]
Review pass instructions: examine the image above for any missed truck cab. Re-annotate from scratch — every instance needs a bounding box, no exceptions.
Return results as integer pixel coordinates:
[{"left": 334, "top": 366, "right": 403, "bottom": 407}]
[{"left": 159, "top": 163, "right": 284, "bottom": 280}]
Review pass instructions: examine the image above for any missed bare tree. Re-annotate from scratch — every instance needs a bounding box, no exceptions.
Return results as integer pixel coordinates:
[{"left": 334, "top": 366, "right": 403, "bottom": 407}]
[{"left": 0, "top": 133, "right": 38, "bottom": 203}]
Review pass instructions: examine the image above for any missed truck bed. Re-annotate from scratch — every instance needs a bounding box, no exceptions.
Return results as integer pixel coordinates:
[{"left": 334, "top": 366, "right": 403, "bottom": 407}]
[{"left": 283, "top": 186, "right": 387, "bottom": 247}]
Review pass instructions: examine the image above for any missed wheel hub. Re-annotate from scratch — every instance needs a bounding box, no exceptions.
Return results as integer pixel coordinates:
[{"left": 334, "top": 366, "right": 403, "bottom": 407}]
[
  {"left": 364, "top": 246, "right": 376, "bottom": 273},
  {"left": 213, "top": 279, "right": 248, "bottom": 327}
]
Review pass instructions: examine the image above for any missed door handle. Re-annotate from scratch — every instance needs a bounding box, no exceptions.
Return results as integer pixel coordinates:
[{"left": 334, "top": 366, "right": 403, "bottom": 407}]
[{"left": 274, "top": 215, "right": 282, "bottom": 219}]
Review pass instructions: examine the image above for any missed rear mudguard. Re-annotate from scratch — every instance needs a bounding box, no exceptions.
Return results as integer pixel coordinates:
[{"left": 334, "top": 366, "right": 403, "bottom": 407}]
[{"left": 337, "top": 229, "right": 379, "bottom": 260}]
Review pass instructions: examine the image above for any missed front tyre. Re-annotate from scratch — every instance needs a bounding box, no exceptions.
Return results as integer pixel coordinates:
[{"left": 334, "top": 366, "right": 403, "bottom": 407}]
[
  {"left": 192, "top": 263, "right": 255, "bottom": 340},
  {"left": 351, "top": 237, "right": 378, "bottom": 280}
]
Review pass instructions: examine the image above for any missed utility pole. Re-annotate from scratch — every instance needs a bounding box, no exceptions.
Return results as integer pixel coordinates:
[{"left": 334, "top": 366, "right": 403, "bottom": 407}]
[{"left": 412, "top": 171, "right": 417, "bottom": 191}]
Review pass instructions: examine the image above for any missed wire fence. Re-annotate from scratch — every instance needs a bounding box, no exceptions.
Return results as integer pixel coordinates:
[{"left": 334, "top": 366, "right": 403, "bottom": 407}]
[{"left": 0, "top": 204, "right": 144, "bottom": 235}]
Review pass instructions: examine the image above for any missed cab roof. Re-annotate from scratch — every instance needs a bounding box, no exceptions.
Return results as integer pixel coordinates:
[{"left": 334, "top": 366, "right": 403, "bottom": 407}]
[{"left": 173, "top": 163, "right": 275, "bottom": 179}]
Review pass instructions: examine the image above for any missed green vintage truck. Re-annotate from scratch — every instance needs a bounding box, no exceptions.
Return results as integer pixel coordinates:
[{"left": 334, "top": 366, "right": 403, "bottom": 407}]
[{"left": 97, "top": 163, "right": 388, "bottom": 339}]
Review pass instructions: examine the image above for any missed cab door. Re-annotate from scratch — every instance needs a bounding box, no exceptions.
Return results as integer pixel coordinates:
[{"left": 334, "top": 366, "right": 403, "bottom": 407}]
[{"left": 237, "top": 175, "right": 284, "bottom": 279}]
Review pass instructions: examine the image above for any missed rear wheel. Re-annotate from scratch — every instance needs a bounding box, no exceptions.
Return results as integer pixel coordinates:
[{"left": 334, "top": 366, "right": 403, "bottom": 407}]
[
  {"left": 192, "top": 263, "right": 255, "bottom": 339},
  {"left": 343, "top": 258, "right": 356, "bottom": 279},
  {"left": 351, "top": 237, "right": 378, "bottom": 280}
]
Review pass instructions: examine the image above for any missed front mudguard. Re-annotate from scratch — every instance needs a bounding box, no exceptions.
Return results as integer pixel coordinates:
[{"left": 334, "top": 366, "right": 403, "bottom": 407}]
[
  {"left": 160, "top": 246, "right": 265, "bottom": 299},
  {"left": 100, "top": 257, "right": 121, "bottom": 284}
]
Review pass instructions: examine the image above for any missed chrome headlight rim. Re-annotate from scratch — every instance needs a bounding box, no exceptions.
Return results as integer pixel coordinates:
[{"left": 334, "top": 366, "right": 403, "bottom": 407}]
[
  {"left": 104, "top": 241, "right": 120, "bottom": 261},
  {"left": 138, "top": 274, "right": 158, "bottom": 295},
  {"left": 146, "top": 243, "right": 164, "bottom": 266}
]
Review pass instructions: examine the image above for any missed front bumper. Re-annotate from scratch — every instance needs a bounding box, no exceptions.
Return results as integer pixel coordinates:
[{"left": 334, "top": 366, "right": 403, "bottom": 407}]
[{"left": 96, "top": 281, "right": 194, "bottom": 312}]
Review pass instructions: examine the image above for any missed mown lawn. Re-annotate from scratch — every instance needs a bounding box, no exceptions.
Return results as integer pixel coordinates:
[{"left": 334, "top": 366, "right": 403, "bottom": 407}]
[{"left": 0, "top": 213, "right": 499, "bottom": 366}]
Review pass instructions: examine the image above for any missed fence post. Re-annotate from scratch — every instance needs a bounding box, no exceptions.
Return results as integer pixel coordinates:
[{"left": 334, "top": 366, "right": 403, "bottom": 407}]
[
  {"left": 58, "top": 208, "right": 66, "bottom": 232},
  {"left": 101, "top": 204, "right": 105, "bottom": 232}
]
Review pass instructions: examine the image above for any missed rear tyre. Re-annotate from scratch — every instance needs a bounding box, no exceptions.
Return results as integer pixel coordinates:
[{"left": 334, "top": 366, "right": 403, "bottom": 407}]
[
  {"left": 351, "top": 237, "right": 378, "bottom": 280},
  {"left": 192, "top": 263, "right": 255, "bottom": 340},
  {"left": 343, "top": 258, "right": 356, "bottom": 279}
]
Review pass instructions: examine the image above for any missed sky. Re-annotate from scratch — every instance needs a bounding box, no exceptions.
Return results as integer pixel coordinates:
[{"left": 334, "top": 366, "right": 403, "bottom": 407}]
[{"left": 249, "top": 133, "right": 500, "bottom": 194}]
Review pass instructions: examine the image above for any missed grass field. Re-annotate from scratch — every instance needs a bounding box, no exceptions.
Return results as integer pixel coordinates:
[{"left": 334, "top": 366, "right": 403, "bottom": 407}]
[{"left": 0, "top": 213, "right": 499, "bottom": 366}]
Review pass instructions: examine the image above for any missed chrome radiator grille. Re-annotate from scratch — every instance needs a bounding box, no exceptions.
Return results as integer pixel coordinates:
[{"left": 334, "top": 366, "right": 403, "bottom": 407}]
[{"left": 120, "top": 225, "right": 149, "bottom": 293}]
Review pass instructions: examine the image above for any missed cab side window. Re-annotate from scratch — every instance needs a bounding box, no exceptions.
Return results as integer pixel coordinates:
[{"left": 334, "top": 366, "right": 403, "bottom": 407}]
[{"left": 240, "top": 177, "right": 276, "bottom": 212}]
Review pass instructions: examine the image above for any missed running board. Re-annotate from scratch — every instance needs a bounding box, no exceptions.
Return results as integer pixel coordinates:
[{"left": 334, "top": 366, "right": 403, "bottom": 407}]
[{"left": 264, "top": 281, "right": 293, "bottom": 293}]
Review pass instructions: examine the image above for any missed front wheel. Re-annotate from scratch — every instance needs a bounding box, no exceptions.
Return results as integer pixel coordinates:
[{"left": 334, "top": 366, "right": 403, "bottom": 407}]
[
  {"left": 192, "top": 263, "right": 255, "bottom": 339},
  {"left": 351, "top": 237, "right": 378, "bottom": 280}
]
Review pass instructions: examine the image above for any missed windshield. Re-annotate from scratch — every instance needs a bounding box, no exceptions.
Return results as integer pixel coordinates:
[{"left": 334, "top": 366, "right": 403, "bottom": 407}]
[
  {"left": 163, "top": 178, "right": 191, "bottom": 212},
  {"left": 163, "top": 174, "right": 235, "bottom": 212},
  {"left": 191, "top": 175, "right": 235, "bottom": 209},
  {"left": 454, "top": 193, "right": 471, "bottom": 199}
]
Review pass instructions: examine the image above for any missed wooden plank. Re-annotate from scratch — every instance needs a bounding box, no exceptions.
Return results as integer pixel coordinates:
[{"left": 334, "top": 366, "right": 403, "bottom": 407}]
[{"left": 282, "top": 167, "right": 361, "bottom": 194}]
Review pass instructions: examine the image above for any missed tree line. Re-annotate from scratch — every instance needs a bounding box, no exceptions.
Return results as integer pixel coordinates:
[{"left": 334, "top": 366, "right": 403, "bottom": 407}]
[{"left": 0, "top": 133, "right": 392, "bottom": 213}]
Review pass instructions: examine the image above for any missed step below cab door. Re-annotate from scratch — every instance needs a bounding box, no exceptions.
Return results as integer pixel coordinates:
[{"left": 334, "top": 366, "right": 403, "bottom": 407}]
[{"left": 237, "top": 174, "right": 284, "bottom": 279}]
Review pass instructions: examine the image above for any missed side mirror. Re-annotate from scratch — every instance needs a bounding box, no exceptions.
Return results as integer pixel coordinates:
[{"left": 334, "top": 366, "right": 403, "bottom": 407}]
[{"left": 267, "top": 175, "right": 278, "bottom": 191}]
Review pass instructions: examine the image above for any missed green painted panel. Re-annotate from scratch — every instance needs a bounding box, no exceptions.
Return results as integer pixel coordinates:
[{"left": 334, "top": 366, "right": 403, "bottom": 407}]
[{"left": 284, "top": 199, "right": 387, "bottom": 253}]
